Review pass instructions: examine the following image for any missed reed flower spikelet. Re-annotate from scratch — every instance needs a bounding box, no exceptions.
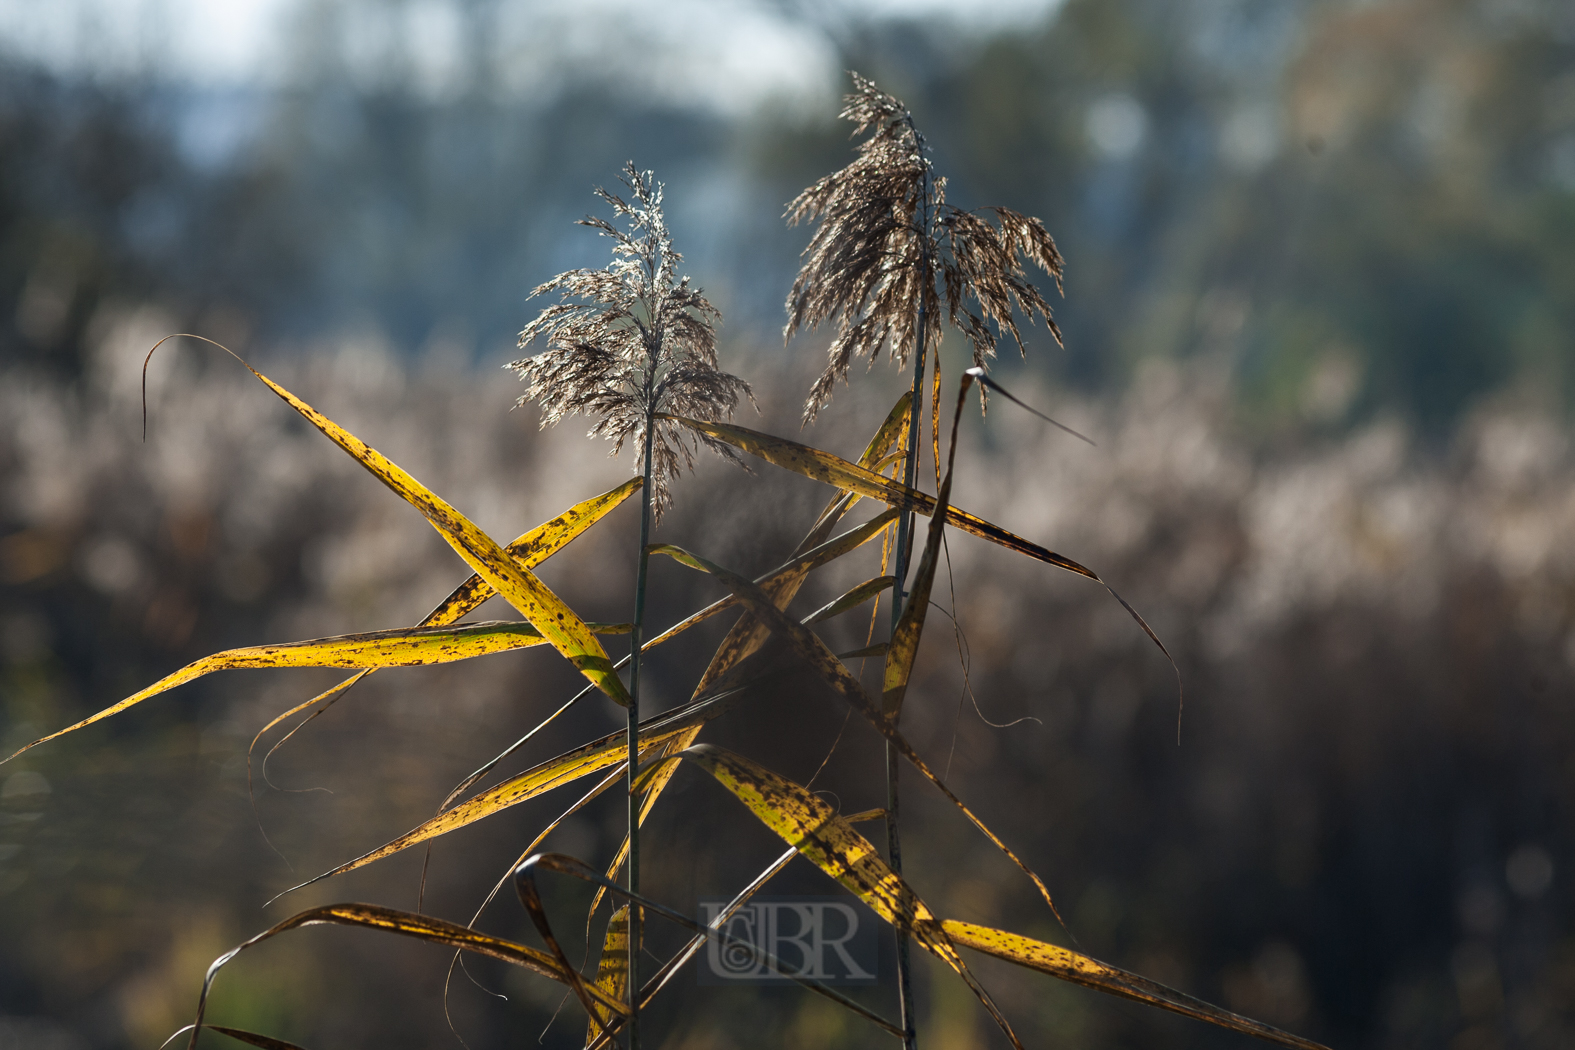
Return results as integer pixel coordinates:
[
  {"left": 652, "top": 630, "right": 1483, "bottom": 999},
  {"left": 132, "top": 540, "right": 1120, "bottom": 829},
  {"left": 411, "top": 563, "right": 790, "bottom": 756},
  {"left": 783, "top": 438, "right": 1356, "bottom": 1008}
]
[
  {"left": 786, "top": 72, "right": 1066, "bottom": 423},
  {"left": 510, "top": 162, "right": 753, "bottom": 519}
]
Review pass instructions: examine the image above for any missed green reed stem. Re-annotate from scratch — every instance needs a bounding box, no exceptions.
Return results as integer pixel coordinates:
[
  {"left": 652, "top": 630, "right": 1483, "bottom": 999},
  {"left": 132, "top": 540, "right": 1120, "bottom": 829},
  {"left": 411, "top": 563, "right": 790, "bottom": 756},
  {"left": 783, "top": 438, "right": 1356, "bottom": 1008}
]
[
  {"left": 888, "top": 296, "right": 929, "bottom": 1050},
  {"left": 627, "top": 409, "right": 656, "bottom": 1050},
  {"left": 884, "top": 144, "right": 933, "bottom": 1050}
]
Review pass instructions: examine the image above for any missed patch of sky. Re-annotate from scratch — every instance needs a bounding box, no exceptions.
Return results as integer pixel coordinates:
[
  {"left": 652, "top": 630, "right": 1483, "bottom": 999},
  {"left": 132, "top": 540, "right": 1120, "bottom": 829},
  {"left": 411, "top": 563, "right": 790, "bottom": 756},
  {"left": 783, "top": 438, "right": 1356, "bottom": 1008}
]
[
  {"left": 0, "top": 0, "right": 1067, "bottom": 115},
  {"left": 1087, "top": 94, "right": 1149, "bottom": 161},
  {"left": 162, "top": 86, "right": 272, "bottom": 170},
  {"left": 1186, "top": 0, "right": 1304, "bottom": 81}
]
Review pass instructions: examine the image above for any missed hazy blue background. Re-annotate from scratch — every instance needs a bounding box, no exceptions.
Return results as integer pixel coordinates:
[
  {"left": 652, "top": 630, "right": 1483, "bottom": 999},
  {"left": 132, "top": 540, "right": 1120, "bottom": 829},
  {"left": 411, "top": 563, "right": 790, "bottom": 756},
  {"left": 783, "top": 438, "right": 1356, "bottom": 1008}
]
[{"left": 2, "top": 1, "right": 1575, "bottom": 1048}]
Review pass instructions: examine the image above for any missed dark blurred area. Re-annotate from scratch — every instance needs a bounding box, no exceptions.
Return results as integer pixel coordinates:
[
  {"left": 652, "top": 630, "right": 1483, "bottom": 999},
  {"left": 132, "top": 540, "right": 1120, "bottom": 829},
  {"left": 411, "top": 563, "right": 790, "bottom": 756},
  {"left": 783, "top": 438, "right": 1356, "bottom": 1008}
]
[{"left": 2, "top": 0, "right": 1575, "bottom": 1047}]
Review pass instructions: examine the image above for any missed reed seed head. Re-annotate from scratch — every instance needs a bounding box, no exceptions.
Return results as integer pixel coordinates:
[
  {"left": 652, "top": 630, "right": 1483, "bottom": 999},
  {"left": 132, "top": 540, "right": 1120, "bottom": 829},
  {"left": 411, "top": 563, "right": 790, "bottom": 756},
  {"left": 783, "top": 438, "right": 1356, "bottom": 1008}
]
[
  {"left": 510, "top": 162, "right": 753, "bottom": 520},
  {"left": 785, "top": 73, "right": 1066, "bottom": 424}
]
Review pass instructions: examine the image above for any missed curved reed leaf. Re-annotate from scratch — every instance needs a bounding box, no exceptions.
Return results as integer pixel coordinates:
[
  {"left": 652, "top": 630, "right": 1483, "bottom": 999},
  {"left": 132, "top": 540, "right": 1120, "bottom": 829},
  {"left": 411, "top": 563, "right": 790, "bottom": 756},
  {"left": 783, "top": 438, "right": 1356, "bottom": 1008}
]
[
  {"left": 250, "top": 478, "right": 643, "bottom": 789},
  {"left": 142, "top": 335, "right": 630, "bottom": 705},
  {"left": 663, "top": 413, "right": 1179, "bottom": 695},
  {"left": 679, "top": 744, "right": 1021, "bottom": 1049},
  {"left": 587, "top": 906, "right": 631, "bottom": 1046},
  {"left": 803, "top": 576, "right": 896, "bottom": 626},
  {"left": 941, "top": 921, "right": 1331, "bottom": 1050},
  {"left": 663, "top": 414, "right": 1096, "bottom": 578},
  {"left": 184, "top": 903, "right": 626, "bottom": 1050},
  {"left": 420, "top": 476, "right": 643, "bottom": 625},
  {"left": 282, "top": 689, "right": 749, "bottom": 892},
  {"left": 163, "top": 1025, "right": 312, "bottom": 1050},
  {"left": 7, "top": 622, "right": 632, "bottom": 762},
  {"left": 882, "top": 367, "right": 969, "bottom": 719}
]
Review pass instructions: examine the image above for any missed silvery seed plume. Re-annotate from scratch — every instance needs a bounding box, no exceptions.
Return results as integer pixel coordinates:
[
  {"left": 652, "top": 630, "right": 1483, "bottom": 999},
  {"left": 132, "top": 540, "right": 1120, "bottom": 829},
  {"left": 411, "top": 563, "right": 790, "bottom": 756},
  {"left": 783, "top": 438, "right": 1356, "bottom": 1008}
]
[
  {"left": 785, "top": 72, "right": 1066, "bottom": 423},
  {"left": 510, "top": 162, "right": 753, "bottom": 520}
]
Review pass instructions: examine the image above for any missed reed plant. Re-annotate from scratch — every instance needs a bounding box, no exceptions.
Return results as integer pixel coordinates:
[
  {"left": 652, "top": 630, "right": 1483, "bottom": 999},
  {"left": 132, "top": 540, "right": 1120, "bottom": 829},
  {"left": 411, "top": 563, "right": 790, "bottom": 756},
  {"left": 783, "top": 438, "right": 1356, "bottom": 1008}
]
[{"left": 2, "top": 77, "right": 1325, "bottom": 1050}]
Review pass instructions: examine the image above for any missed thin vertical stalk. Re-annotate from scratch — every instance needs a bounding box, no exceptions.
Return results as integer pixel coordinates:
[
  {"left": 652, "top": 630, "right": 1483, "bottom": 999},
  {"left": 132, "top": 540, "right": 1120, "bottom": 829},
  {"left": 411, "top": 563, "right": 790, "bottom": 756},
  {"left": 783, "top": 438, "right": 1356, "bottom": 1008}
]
[
  {"left": 626, "top": 408, "right": 656, "bottom": 1050},
  {"left": 885, "top": 152, "right": 931, "bottom": 1050}
]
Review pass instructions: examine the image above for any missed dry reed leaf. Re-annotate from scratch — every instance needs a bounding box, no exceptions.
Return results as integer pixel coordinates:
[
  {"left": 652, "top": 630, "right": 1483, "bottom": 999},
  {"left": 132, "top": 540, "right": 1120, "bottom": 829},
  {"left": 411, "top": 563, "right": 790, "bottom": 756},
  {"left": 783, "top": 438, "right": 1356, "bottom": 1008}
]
[
  {"left": 8, "top": 363, "right": 645, "bottom": 766},
  {"left": 136, "top": 335, "right": 631, "bottom": 705},
  {"left": 247, "top": 478, "right": 642, "bottom": 782},
  {"left": 663, "top": 415, "right": 1097, "bottom": 578},
  {"left": 280, "top": 691, "right": 748, "bottom": 892},
  {"left": 420, "top": 477, "right": 643, "bottom": 624},
  {"left": 941, "top": 921, "right": 1330, "bottom": 1050},
  {"left": 8, "top": 621, "right": 634, "bottom": 762},
  {"left": 164, "top": 1025, "right": 312, "bottom": 1050},
  {"left": 882, "top": 364, "right": 967, "bottom": 719},
  {"left": 803, "top": 575, "right": 896, "bottom": 625},
  {"left": 665, "top": 413, "right": 1178, "bottom": 679},
  {"left": 586, "top": 906, "right": 631, "bottom": 1046},
  {"left": 184, "top": 903, "right": 626, "bottom": 1050},
  {"left": 678, "top": 744, "right": 1022, "bottom": 1048},
  {"left": 238, "top": 359, "right": 630, "bottom": 703}
]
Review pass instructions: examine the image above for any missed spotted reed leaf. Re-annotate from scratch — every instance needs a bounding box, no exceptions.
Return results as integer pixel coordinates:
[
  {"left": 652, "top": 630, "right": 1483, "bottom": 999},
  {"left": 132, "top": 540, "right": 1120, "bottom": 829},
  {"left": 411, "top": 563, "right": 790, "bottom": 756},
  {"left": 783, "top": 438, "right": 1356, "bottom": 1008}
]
[
  {"left": 183, "top": 903, "right": 627, "bottom": 1050},
  {"left": 940, "top": 921, "right": 1329, "bottom": 1050}
]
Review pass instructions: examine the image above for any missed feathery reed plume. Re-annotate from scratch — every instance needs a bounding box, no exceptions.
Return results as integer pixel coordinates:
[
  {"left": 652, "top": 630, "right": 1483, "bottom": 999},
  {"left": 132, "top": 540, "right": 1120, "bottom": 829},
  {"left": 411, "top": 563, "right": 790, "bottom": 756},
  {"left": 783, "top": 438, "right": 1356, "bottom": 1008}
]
[
  {"left": 785, "top": 72, "right": 1064, "bottom": 425},
  {"left": 511, "top": 162, "right": 753, "bottom": 521}
]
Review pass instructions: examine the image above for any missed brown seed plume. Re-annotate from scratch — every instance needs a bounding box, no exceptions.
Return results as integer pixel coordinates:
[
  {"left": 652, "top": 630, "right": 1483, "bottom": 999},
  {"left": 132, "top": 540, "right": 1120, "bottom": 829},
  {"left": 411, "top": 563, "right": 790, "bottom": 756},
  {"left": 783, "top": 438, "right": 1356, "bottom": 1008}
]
[
  {"left": 785, "top": 72, "right": 1066, "bottom": 423},
  {"left": 510, "top": 162, "right": 753, "bottom": 519}
]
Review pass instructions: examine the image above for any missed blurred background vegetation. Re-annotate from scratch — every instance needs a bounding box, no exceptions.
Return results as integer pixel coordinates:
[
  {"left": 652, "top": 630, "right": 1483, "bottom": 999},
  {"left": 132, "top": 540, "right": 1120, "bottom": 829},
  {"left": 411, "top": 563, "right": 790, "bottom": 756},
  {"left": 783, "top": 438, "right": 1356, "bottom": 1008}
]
[{"left": 2, "top": 0, "right": 1574, "bottom": 1047}]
